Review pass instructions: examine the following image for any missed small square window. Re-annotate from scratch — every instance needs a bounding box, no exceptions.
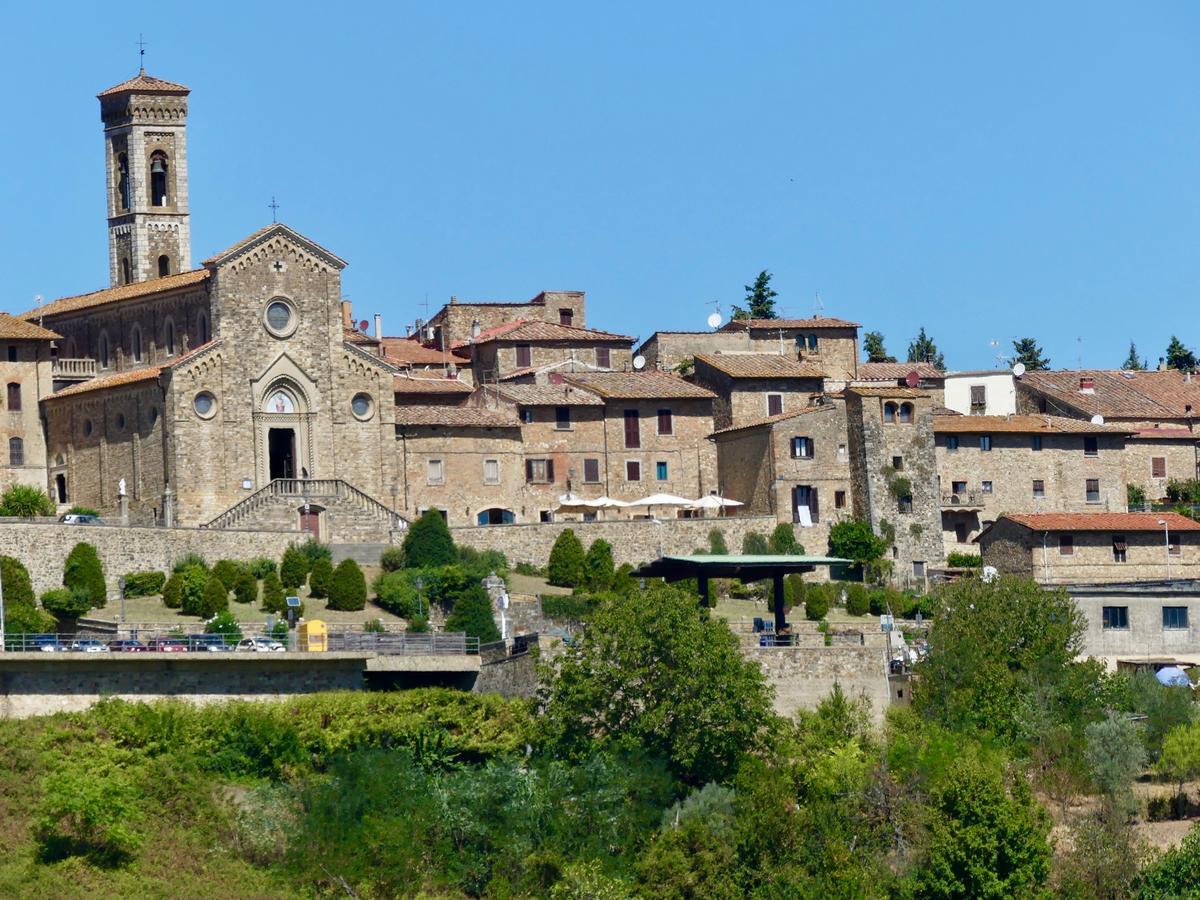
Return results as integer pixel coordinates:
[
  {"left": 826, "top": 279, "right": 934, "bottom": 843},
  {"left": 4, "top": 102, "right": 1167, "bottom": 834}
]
[
  {"left": 539, "top": 510, "right": 553, "bottom": 523},
  {"left": 1031, "top": 436, "right": 1043, "bottom": 451},
  {"left": 519, "top": 408, "right": 534, "bottom": 425},
  {"left": 1033, "top": 479, "right": 1045, "bottom": 499},
  {"left": 946, "top": 436, "right": 959, "bottom": 451},
  {"left": 526, "top": 458, "right": 554, "bottom": 483},
  {"left": 626, "top": 460, "right": 641, "bottom": 481},
  {"left": 981, "top": 481, "right": 993, "bottom": 493},
  {"left": 655, "top": 461, "right": 668, "bottom": 481},
  {"left": 980, "top": 435, "right": 992, "bottom": 451},
  {"left": 1060, "top": 534, "right": 1074, "bottom": 555},
  {"left": 835, "top": 490, "right": 846, "bottom": 509},
  {"left": 1086, "top": 478, "right": 1100, "bottom": 503},
  {"left": 892, "top": 455, "right": 903, "bottom": 470},
  {"left": 1152, "top": 457, "right": 1167, "bottom": 478},
  {"left": 767, "top": 394, "right": 783, "bottom": 416},
  {"left": 1102, "top": 606, "right": 1129, "bottom": 629},
  {"left": 1084, "top": 436, "right": 1098, "bottom": 456},
  {"left": 1163, "top": 606, "right": 1189, "bottom": 630},
  {"left": 555, "top": 406, "right": 571, "bottom": 430},
  {"left": 792, "top": 437, "right": 813, "bottom": 459},
  {"left": 426, "top": 459, "right": 444, "bottom": 485}
]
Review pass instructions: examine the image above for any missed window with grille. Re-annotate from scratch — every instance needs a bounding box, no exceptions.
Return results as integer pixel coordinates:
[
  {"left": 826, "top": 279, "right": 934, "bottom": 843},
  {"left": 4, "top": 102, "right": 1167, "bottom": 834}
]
[
  {"left": 8, "top": 437, "right": 22, "bottom": 467},
  {"left": 981, "top": 481, "right": 993, "bottom": 493}
]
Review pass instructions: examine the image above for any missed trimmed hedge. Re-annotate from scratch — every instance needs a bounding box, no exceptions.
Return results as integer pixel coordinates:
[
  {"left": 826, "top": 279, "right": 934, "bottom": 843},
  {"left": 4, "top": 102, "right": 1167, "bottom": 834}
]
[
  {"left": 308, "top": 557, "right": 334, "bottom": 599},
  {"left": 41, "top": 587, "right": 92, "bottom": 622},
  {"left": 403, "top": 510, "right": 456, "bottom": 568},
  {"left": 327, "top": 560, "right": 367, "bottom": 612},
  {"left": 540, "top": 593, "right": 601, "bottom": 621},
  {"left": 63, "top": 542, "right": 106, "bottom": 609},
  {"left": 547, "top": 529, "right": 585, "bottom": 588},
  {"left": 0, "top": 556, "right": 35, "bottom": 608},
  {"left": 233, "top": 571, "right": 258, "bottom": 605},
  {"left": 122, "top": 571, "right": 166, "bottom": 598},
  {"left": 185, "top": 575, "right": 229, "bottom": 618},
  {"left": 261, "top": 572, "right": 286, "bottom": 614}
]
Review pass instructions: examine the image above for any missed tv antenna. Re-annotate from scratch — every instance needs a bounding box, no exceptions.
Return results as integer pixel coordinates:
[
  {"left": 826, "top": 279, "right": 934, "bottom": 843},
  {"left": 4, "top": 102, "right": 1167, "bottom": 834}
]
[
  {"left": 989, "top": 340, "right": 1008, "bottom": 367},
  {"left": 814, "top": 291, "right": 824, "bottom": 316}
]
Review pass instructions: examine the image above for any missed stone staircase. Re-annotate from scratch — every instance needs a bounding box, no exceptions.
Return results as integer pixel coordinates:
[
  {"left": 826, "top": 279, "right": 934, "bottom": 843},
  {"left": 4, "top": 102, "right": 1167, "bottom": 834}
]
[{"left": 201, "top": 478, "right": 405, "bottom": 544}]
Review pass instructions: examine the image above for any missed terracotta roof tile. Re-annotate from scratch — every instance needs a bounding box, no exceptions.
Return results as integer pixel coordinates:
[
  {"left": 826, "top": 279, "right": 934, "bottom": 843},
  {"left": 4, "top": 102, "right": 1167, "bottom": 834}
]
[
  {"left": 380, "top": 337, "right": 470, "bottom": 366},
  {"left": 710, "top": 405, "right": 831, "bottom": 437},
  {"left": 21, "top": 269, "right": 211, "bottom": 320},
  {"left": 694, "top": 353, "right": 825, "bottom": 379},
  {"left": 472, "top": 319, "right": 633, "bottom": 344},
  {"left": 723, "top": 316, "right": 860, "bottom": 330},
  {"left": 1132, "top": 427, "right": 1196, "bottom": 439},
  {"left": 565, "top": 372, "right": 716, "bottom": 400},
  {"left": 395, "top": 406, "right": 520, "bottom": 428},
  {"left": 393, "top": 374, "right": 472, "bottom": 395},
  {"left": 845, "top": 386, "right": 929, "bottom": 398},
  {"left": 933, "top": 414, "right": 1131, "bottom": 435},
  {"left": 857, "top": 362, "right": 943, "bottom": 381},
  {"left": 999, "top": 512, "right": 1200, "bottom": 533},
  {"left": 168, "top": 338, "right": 223, "bottom": 369},
  {"left": 97, "top": 71, "right": 190, "bottom": 97},
  {"left": 1018, "top": 369, "right": 1200, "bottom": 420},
  {"left": 933, "top": 405, "right": 960, "bottom": 416},
  {"left": 47, "top": 366, "right": 162, "bottom": 400},
  {"left": 493, "top": 384, "right": 604, "bottom": 406},
  {"left": 0, "top": 314, "right": 59, "bottom": 341}
]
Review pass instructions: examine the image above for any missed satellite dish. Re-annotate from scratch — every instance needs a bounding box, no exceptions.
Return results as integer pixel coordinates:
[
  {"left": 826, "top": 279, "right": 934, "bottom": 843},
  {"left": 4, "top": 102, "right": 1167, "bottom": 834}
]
[
  {"left": 706, "top": 312, "right": 722, "bottom": 329},
  {"left": 632, "top": 355, "right": 646, "bottom": 371},
  {"left": 1091, "top": 414, "right": 1105, "bottom": 425},
  {"left": 358, "top": 319, "right": 370, "bottom": 332},
  {"left": 904, "top": 370, "right": 920, "bottom": 388},
  {"left": 1012, "top": 362, "right": 1026, "bottom": 377}
]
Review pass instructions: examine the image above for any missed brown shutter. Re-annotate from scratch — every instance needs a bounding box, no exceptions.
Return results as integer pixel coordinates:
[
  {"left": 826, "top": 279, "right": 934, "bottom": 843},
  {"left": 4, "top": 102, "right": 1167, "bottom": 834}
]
[
  {"left": 658, "top": 409, "right": 672, "bottom": 434},
  {"left": 809, "top": 488, "right": 819, "bottom": 522},
  {"left": 516, "top": 344, "right": 531, "bottom": 368},
  {"left": 525, "top": 459, "right": 533, "bottom": 482},
  {"left": 596, "top": 347, "right": 611, "bottom": 368},
  {"left": 546, "top": 459, "right": 555, "bottom": 482},
  {"left": 1153, "top": 457, "right": 1167, "bottom": 478},
  {"left": 768, "top": 394, "right": 783, "bottom": 416},
  {"left": 624, "top": 410, "right": 640, "bottom": 448},
  {"left": 584, "top": 458, "right": 599, "bottom": 482}
]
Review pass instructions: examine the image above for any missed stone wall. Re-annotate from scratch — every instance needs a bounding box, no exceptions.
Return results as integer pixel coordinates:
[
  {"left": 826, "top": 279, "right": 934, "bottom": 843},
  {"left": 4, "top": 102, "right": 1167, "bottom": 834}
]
[
  {"left": 448, "top": 515, "right": 784, "bottom": 566},
  {"left": 0, "top": 522, "right": 300, "bottom": 596},
  {"left": 1123, "top": 436, "right": 1198, "bottom": 502},
  {"left": 748, "top": 643, "right": 892, "bottom": 722},
  {"left": 1068, "top": 581, "right": 1200, "bottom": 667}
]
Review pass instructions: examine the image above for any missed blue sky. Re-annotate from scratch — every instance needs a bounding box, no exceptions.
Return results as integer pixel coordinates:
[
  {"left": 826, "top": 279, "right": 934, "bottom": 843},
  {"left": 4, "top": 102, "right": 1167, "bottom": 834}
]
[{"left": 2, "top": 2, "right": 1197, "bottom": 370}]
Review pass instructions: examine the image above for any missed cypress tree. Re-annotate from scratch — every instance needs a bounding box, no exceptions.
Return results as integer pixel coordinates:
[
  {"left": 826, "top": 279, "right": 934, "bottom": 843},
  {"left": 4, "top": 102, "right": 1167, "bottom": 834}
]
[
  {"left": 444, "top": 584, "right": 501, "bottom": 642},
  {"left": 188, "top": 574, "right": 229, "bottom": 618},
  {"left": 63, "top": 542, "right": 106, "bottom": 609},
  {"left": 308, "top": 556, "right": 334, "bottom": 599},
  {"left": 583, "top": 539, "right": 615, "bottom": 590},
  {"left": 261, "top": 571, "right": 286, "bottom": 614},
  {"left": 547, "top": 529, "right": 586, "bottom": 587},
  {"left": 280, "top": 544, "right": 309, "bottom": 590},
  {"left": 233, "top": 571, "right": 258, "bottom": 605},
  {"left": 327, "top": 559, "right": 367, "bottom": 611},
  {"left": 402, "top": 509, "right": 456, "bottom": 568}
]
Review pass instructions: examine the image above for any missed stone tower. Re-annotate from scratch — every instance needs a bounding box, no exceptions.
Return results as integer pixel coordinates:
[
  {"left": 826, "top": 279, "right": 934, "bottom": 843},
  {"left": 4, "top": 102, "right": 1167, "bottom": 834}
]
[{"left": 98, "top": 70, "right": 192, "bottom": 287}]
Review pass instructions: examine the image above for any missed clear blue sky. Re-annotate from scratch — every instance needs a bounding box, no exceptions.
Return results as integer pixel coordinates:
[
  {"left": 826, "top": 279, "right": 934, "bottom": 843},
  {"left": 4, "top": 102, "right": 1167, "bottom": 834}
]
[{"left": 2, "top": 2, "right": 1197, "bottom": 371}]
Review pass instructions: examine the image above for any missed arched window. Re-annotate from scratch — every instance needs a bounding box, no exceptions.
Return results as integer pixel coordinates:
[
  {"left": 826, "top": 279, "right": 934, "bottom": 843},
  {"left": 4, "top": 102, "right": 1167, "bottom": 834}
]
[
  {"left": 116, "top": 152, "right": 130, "bottom": 210},
  {"left": 158, "top": 255, "right": 170, "bottom": 277},
  {"left": 898, "top": 402, "right": 914, "bottom": 424},
  {"left": 6, "top": 383, "right": 20, "bottom": 411},
  {"left": 163, "top": 319, "right": 176, "bottom": 357},
  {"left": 8, "top": 438, "right": 22, "bottom": 466},
  {"left": 98, "top": 332, "right": 110, "bottom": 369},
  {"left": 197, "top": 310, "right": 210, "bottom": 345},
  {"left": 883, "top": 402, "right": 897, "bottom": 424},
  {"left": 120, "top": 257, "right": 132, "bottom": 285},
  {"left": 150, "top": 151, "right": 168, "bottom": 206},
  {"left": 130, "top": 326, "right": 142, "bottom": 363}
]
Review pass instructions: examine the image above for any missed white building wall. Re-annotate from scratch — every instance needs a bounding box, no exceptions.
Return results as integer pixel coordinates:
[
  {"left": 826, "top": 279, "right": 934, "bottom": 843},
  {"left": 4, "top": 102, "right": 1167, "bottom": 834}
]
[{"left": 943, "top": 371, "right": 1016, "bottom": 416}]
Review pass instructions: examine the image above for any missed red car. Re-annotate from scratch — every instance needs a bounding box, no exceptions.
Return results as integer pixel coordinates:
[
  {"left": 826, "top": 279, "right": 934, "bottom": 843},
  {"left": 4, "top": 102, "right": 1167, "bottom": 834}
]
[
  {"left": 107, "top": 640, "right": 148, "bottom": 653},
  {"left": 146, "top": 639, "right": 187, "bottom": 653}
]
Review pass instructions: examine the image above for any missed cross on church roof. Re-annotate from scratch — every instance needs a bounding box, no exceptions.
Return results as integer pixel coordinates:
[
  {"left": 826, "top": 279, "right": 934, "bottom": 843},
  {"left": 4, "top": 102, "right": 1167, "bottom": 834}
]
[
  {"left": 137, "top": 33, "right": 148, "bottom": 73},
  {"left": 269, "top": 196, "right": 279, "bottom": 223}
]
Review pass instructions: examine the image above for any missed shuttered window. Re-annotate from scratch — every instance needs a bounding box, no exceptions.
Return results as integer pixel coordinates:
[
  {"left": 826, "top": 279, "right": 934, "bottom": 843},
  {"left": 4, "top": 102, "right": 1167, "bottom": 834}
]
[
  {"left": 596, "top": 347, "right": 611, "bottom": 368},
  {"left": 583, "top": 458, "right": 600, "bottom": 483},
  {"left": 969, "top": 385, "right": 986, "bottom": 408},
  {"left": 767, "top": 394, "right": 783, "bottom": 416},
  {"left": 1152, "top": 457, "right": 1167, "bottom": 478},
  {"left": 525, "top": 459, "right": 554, "bottom": 483},
  {"left": 657, "top": 409, "right": 673, "bottom": 435},
  {"left": 1085, "top": 478, "right": 1100, "bottom": 503},
  {"left": 515, "top": 344, "right": 532, "bottom": 368},
  {"left": 6, "top": 383, "right": 20, "bottom": 411},
  {"left": 626, "top": 460, "right": 641, "bottom": 481},
  {"left": 623, "top": 410, "right": 640, "bottom": 448}
]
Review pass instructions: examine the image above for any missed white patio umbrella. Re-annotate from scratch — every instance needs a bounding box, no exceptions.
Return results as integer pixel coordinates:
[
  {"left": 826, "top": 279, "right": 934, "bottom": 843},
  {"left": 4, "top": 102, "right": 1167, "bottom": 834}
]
[
  {"left": 687, "top": 494, "right": 744, "bottom": 517},
  {"left": 629, "top": 493, "right": 695, "bottom": 517}
]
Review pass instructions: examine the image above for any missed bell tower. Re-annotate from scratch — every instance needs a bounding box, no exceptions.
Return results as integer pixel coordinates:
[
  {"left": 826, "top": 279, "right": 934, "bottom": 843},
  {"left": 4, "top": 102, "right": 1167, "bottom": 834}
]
[{"left": 98, "top": 70, "right": 192, "bottom": 286}]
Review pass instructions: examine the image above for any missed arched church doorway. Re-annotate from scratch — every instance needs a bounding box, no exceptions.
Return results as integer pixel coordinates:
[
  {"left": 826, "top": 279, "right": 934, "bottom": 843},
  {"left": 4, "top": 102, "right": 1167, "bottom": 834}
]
[
  {"left": 259, "top": 383, "right": 310, "bottom": 483},
  {"left": 299, "top": 504, "right": 323, "bottom": 540},
  {"left": 55, "top": 473, "right": 67, "bottom": 503}
]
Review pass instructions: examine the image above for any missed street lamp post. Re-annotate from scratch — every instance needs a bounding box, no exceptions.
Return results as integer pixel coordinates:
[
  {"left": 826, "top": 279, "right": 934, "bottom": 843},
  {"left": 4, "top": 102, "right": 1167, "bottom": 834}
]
[{"left": 1158, "top": 519, "right": 1171, "bottom": 580}]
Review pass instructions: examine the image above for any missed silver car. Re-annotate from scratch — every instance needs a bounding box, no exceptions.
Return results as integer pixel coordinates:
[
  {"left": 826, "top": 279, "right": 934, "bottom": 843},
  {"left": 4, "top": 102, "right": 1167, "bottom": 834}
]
[
  {"left": 70, "top": 639, "right": 110, "bottom": 653},
  {"left": 235, "top": 636, "right": 285, "bottom": 652}
]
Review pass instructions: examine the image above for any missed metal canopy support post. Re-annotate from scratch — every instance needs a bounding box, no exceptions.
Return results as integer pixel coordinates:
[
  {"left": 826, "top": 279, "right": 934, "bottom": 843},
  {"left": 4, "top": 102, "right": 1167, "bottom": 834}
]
[
  {"left": 698, "top": 575, "right": 709, "bottom": 607},
  {"left": 773, "top": 574, "right": 786, "bottom": 634}
]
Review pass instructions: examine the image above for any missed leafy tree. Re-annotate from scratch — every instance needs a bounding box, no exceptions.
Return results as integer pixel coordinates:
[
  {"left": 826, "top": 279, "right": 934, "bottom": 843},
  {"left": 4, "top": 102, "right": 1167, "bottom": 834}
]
[
  {"left": 402, "top": 509, "right": 456, "bottom": 568},
  {"left": 0, "top": 484, "right": 55, "bottom": 517},
  {"left": 730, "top": 270, "right": 778, "bottom": 320},
  {"left": 121, "top": 571, "right": 166, "bottom": 597},
  {"left": 863, "top": 330, "right": 896, "bottom": 363},
  {"left": 233, "top": 571, "right": 258, "bottom": 605},
  {"left": 279, "top": 544, "right": 309, "bottom": 591},
  {"left": 40, "top": 587, "right": 92, "bottom": 623},
  {"left": 548, "top": 529, "right": 586, "bottom": 588},
  {"left": 540, "top": 582, "right": 775, "bottom": 783},
  {"left": 327, "top": 560, "right": 367, "bottom": 612},
  {"left": 637, "top": 818, "right": 739, "bottom": 898},
  {"left": 583, "top": 539, "right": 615, "bottom": 590},
  {"left": 1126, "top": 670, "right": 1197, "bottom": 761},
  {"left": 1122, "top": 340, "right": 1146, "bottom": 371},
  {"left": 828, "top": 519, "right": 887, "bottom": 567},
  {"left": 261, "top": 570, "right": 286, "bottom": 614},
  {"left": 916, "top": 577, "right": 1087, "bottom": 742},
  {"left": 444, "top": 584, "right": 501, "bottom": 643},
  {"left": 844, "top": 583, "right": 870, "bottom": 616},
  {"left": 0, "top": 555, "right": 35, "bottom": 607},
  {"left": 708, "top": 529, "right": 729, "bottom": 555},
  {"left": 1085, "top": 713, "right": 1146, "bottom": 815},
  {"left": 299, "top": 538, "right": 331, "bottom": 568},
  {"left": 186, "top": 575, "right": 229, "bottom": 618},
  {"left": 906, "top": 326, "right": 945, "bottom": 370},
  {"left": 63, "top": 542, "right": 106, "bottom": 609},
  {"left": 209, "top": 559, "right": 243, "bottom": 590},
  {"left": 914, "top": 758, "right": 1052, "bottom": 898},
  {"left": 380, "top": 546, "right": 406, "bottom": 572},
  {"left": 308, "top": 556, "right": 334, "bottom": 599},
  {"left": 742, "top": 532, "right": 769, "bottom": 555},
  {"left": 1157, "top": 721, "right": 1200, "bottom": 816},
  {"left": 1135, "top": 821, "right": 1200, "bottom": 897},
  {"left": 1166, "top": 335, "right": 1197, "bottom": 372},
  {"left": 1011, "top": 337, "right": 1050, "bottom": 371},
  {"left": 804, "top": 586, "right": 830, "bottom": 621},
  {"left": 768, "top": 523, "right": 803, "bottom": 555},
  {"left": 204, "top": 610, "right": 243, "bottom": 646}
]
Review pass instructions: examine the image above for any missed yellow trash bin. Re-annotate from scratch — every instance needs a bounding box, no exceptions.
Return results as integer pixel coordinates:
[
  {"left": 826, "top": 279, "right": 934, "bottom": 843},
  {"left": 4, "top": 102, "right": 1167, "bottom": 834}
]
[{"left": 298, "top": 619, "right": 327, "bottom": 652}]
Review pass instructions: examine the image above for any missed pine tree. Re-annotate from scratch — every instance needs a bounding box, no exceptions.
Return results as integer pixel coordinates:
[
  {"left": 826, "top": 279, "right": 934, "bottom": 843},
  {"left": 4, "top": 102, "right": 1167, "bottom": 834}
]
[
  {"left": 444, "top": 584, "right": 501, "bottom": 642},
  {"left": 547, "top": 529, "right": 586, "bottom": 587},
  {"left": 261, "top": 571, "right": 286, "bottom": 614},
  {"left": 233, "top": 570, "right": 258, "bottom": 605},
  {"left": 63, "top": 542, "right": 106, "bottom": 609},
  {"left": 308, "top": 556, "right": 334, "bottom": 599},
  {"left": 1011, "top": 337, "right": 1050, "bottom": 371},
  {"left": 863, "top": 331, "right": 896, "bottom": 363},
  {"left": 190, "top": 575, "right": 230, "bottom": 618},
  {"left": 906, "top": 327, "right": 945, "bottom": 370},
  {"left": 327, "top": 560, "right": 367, "bottom": 611},
  {"left": 1166, "top": 336, "right": 1197, "bottom": 372},
  {"left": 402, "top": 509, "right": 457, "bottom": 567},
  {"left": 730, "top": 270, "right": 778, "bottom": 320},
  {"left": 280, "top": 544, "right": 309, "bottom": 590},
  {"left": 1122, "top": 341, "right": 1146, "bottom": 371}
]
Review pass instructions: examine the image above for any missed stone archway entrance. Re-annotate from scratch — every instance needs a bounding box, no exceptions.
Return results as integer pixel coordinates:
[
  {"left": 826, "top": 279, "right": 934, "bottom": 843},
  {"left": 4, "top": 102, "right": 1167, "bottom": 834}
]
[
  {"left": 299, "top": 503, "right": 323, "bottom": 540},
  {"left": 255, "top": 381, "right": 314, "bottom": 485}
]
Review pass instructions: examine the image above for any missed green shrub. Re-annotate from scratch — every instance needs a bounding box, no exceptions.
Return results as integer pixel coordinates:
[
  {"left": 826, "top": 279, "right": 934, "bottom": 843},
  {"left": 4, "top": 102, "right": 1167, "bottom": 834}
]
[
  {"left": 414, "top": 565, "right": 473, "bottom": 611},
  {"left": 804, "top": 584, "right": 831, "bottom": 621},
  {"left": 845, "top": 583, "right": 870, "bottom": 616},
  {"left": 121, "top": 571, "right": 165, "bottom": 598},
  {"left": 280, "top": 544, "right": 309, "bottom": 590},
  {"left": 1127, "top": 484, "right": 1148, "bottom": 508},
  {"left": 0, "top": 555, "right": 35, "bottom": 607},
  {"left": 514, "top": 561, "right": 544, "bottom": 577},
  {"left": 300, "top": 539, "right": 331, "bottom": 568},
  {"left": 185, "top": 575, "right": 229, "bottom": 618},
  {"left": 407, "top": 614, "right": 430, "bottom": 633},
  {"left": 248, "top": 557, "right": 277, "bottom": 579},
  {"left": 161, "top": 572, "right": 183, "bottom": 609},
  {"left": 63, "top": 542, "right": 106, "bottom": 608},
  {"left": 584, "top": 539, "right": 615, "bottom": 590},
  {"left": 402, "top": 509, "right": 457, "bottom": 568},
  {"left": 261, "top": 571, "right": 286, "bottom": 614},
  {"left": 66, "top": 505, "right": 100, "bottom": 517},
  {"left": 5, "top": 601, "right": 55, "bottom": 637},
  {"left": 742, "top": 532, "right": 770, "bottom": 555},
  {"left": 373, "top": 570, "right": 419, "bottom": 618},
  {"left": 204, "top": 610, "right": 243, "bottom": 646},
  {"left": 233, "top": 571, "right": 258, "bottom": 605},
  {"left": 547, "top": 529, "right": 586, "bottom": 587},
  {"left": 445, "top": 584, "right": 500, "bottom": 642},
  {"left": 210, "top": 559, "right": 245, "bottom": 590},
  {"left": 328, "top": 560, "right": 367, "bottom": 612},
  {"left": 783, "top": 573, "right": 805, "bottom": 610},
  {"left": 171, "top": 552, "right": 208, "bottom": 574},
  {"left": 946, "top": 551, "right": 983, "bottom": 568},
  {"left": 33, "top": 748, "right": 144, "bottom": 866},
  {"left": 0, "top": 484, "right": 55, "bottom": 517},
  {"left": 541, "top": 593, "right": 601, "bottom": 621},
  {"left": 40, "top": 587, "right": 92, "bottom": 622},
  {"left": 708, "top": 529, "right": 729, "bottom": 555},
  {"left": 363, "top": 618, "right": 385, "bottom": 633},
  {"left": 308, "top": 556, "right": 334, "bottom": 599},
  {"left": 380, "top": 546, "right": 406, "bottom": 572},
  {"left": 457, "top": 545, "right": 509, "bottom": 580},
  {"left": 768, "top": 523, "right": 803, "bottom": 555}
]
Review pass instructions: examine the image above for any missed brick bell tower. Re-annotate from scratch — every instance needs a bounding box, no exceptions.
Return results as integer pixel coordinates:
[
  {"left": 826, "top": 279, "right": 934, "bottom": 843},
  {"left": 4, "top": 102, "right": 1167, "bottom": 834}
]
[{"left": 98, "top": 69, "right": 192, "bottom": 287}]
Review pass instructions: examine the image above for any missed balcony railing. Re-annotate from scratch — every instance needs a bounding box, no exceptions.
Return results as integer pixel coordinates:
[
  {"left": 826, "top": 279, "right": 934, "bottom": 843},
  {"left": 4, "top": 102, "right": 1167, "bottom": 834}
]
[
  {"left": 942, "top": 490, "right": 987, "bottom": 508},
  {"left": 52, "top": 358, "right": 97, "bottom": 381}
]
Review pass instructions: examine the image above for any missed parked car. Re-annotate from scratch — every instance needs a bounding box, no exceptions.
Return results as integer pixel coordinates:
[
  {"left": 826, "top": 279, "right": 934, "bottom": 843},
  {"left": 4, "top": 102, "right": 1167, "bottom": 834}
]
[
  {"left": 58, "top": 513, "right": 101, "bottom": 525},
  {"left": 107, "top": 639, "right": 148, "bottom": 652},
  {"left": 187, "top": 634, "right": 231, "bottom": 652},
  {"left": 146, "top": 638, "right": 187, "bottom": 653},
  {"left": 69, "top": 638, "right": 110, "bottom": 653},
  {"left": 235, "top": 636, "right": 285, "bottom": 652},
  {"left": 32, "top": 635, "right": 67, "bottom": 652}
]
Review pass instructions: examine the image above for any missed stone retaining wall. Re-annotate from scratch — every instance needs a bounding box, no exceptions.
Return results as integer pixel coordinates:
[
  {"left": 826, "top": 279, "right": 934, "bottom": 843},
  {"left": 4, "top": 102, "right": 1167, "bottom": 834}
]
[{"left": 749, "top": 644, "right": 892, "bottom": 722}]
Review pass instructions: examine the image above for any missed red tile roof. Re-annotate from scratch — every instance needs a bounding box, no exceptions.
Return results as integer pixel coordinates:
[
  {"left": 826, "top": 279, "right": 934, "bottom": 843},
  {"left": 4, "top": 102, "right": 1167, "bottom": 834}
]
[
  {"left": 380, "top": 337, "right": 470, "bottom": 366},
  {"left": 1133, "top": 427, "right": 1196, "bottom": 439},
  {"left": 1018, "top": 369, "right": 1200, "bottom": 420},
  {"left": 723, "top": 316, "right": 860, "bottom": 330},
  {"left": 395, "top": 406, "right": 520, "bottom": 428},
  {"left": 694, "top": 353, "right": 825, "bottom": 379},
  {"left": 710, "top": 405, "right": 832, "bottom": 437},
  {"left": 97, "top": 71, "right": 190, "bottom": 97},
  {"left": 845, "top": 386, "right": 929, "bottom": 398},
  {"left": 1001, "top": 512, "right": 1200, "bottom": 533},
  {"left": 21, "top": 269, "right": 211, "bottom": 319},
  {"left": 47, "top": 366, "right": 162, "bottom": 399},
  {"left": 493, "top": 384, "right": 604, "bottom": 406},
  {"left": 472, "top": 319, "right": 633, "bottom": 345},
  {"left": 857, "top": 362, "right": 943, "bottom": 381},
  {"left": 0, "top": 314, "right": 59, "bottom": 341},
  {"left": 393, "top": 374, "right": 472, "bottom": 395},
  {"left": 565, "top": 372, "right": 716, "bottom": 400},
  {"left": 933, "top": 414, "right": 1131, "bottom": 435}
]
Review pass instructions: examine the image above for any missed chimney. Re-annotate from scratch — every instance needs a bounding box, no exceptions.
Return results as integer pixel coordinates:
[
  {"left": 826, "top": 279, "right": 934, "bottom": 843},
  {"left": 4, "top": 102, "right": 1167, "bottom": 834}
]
[
  {"left": 404, "top": 324, "right": 412, "bottom": 337},
  {"left": 340, "top": 300, "right": 352, "bottom": 330},
  {"left": 1159, "top": 357, "right": 1167, "bottom": 371},
  {"left": 374, "top": 314, "right": 382, "bottom": 339},
  {"left": 450, "top": 295, "right": 457, "bottom": 305},
  {"left": 471, "top": 319, "right": 481, "bottom": 341}
]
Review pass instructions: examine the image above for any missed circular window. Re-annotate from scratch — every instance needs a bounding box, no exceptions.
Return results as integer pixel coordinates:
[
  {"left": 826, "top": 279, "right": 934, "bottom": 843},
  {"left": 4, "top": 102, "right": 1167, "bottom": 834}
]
[
  {"left": 193, "top": 391, "right": 216, "bottom": 419},
  {"left": 115, "top": 413, "right": 126, "bottom": 431},
  {"left": 82, "top": 419, "right": 93, "bottom": 437},
  {"left": 263, "top": 298, "right": 297, "bottom": 338},
  {"left": 351, "top": 392, "right": 374, "bottom": 420}
]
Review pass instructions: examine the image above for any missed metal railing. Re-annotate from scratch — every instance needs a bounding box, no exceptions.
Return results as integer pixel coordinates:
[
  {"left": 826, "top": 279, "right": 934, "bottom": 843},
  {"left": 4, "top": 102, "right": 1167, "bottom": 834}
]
[
  {"left": 201, "top": 478, "right": 405, "bottom": 531},
  {"left": 1, "top": 629, "right": 477, "bottom": 656},
  {"left": 941, "top": 490, "right": 986, "bottom": 507},
  {"left": 327, "top": 631, "right": 479, "bottom": 654}
]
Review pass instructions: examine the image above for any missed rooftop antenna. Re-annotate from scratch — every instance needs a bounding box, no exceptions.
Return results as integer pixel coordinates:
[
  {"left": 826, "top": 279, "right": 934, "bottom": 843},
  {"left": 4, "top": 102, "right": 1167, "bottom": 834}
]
[
  {"left": 814, "top": 291, "right": 824, "bottom": 316},
  {"left": 989, "top": 339, "right": 1007, "bottom": 367},
  {"left": 268, "top": 196, "right": 279, "bottom": 224},
  {"left": 1077, "top": 336, "right": 1083, "bottom": 370},
  {"left": 137, "top": 34, "right": 147, "bottom": 73}
]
